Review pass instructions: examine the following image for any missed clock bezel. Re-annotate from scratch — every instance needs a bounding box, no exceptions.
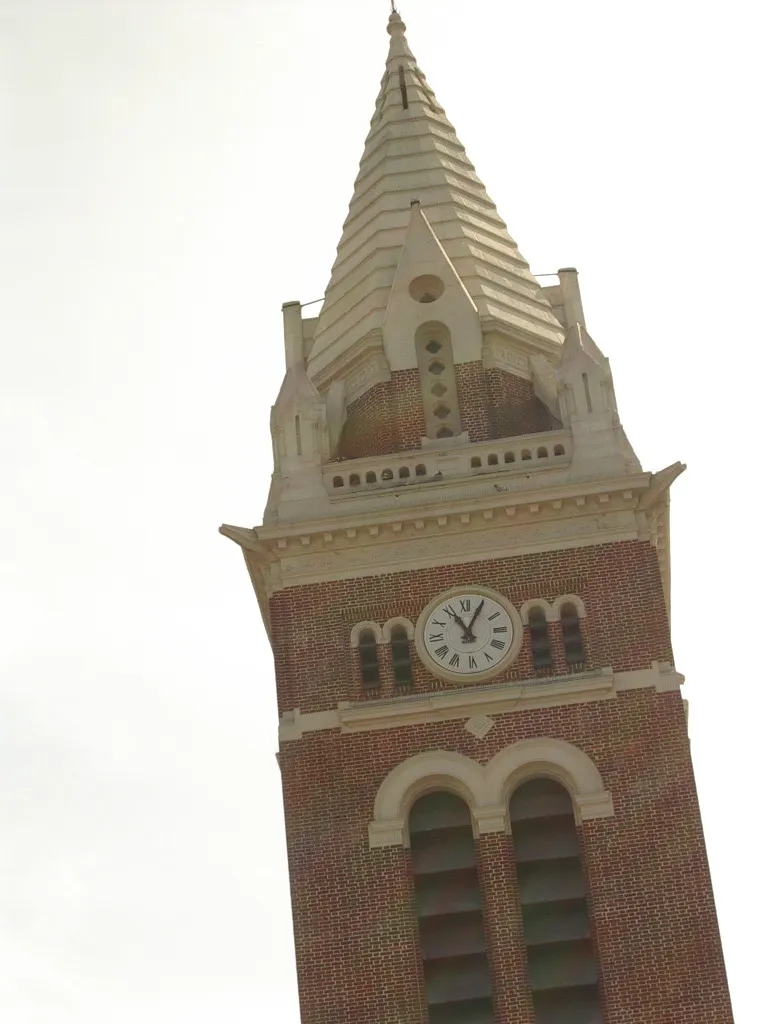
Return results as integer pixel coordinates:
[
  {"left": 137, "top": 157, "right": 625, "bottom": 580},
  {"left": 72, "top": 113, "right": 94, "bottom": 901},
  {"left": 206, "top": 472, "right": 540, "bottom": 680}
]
[{"left": 414, "top": 585, "right": 524, "bottom": 684}]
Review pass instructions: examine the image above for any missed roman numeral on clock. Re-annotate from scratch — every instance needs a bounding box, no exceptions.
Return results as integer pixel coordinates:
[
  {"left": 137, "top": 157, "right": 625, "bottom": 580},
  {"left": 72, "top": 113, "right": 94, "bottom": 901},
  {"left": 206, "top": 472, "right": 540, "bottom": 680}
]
[
  {"left": 493, "top": 626, "right": 508, "bottom": 633},
  {"left": 488, "top": 611, "right": 500, "bottom": 621},
  {"left": 459, "top": 599, "right": 471, "bottom": 613},
  {"left": 429, "top": 633, "right": 444, "bottom": 642},
  {"left": 449, "top": 653, "right": 460, "bottom": 667},
  {"left": 434, "top": 645, "right": 449, "bottom": 659},
  {"left": 468, "top": 656, "right": 477, "bottom": 669},
  {"left": 490, "top": 638, "right": 505, "bottom": 650}
]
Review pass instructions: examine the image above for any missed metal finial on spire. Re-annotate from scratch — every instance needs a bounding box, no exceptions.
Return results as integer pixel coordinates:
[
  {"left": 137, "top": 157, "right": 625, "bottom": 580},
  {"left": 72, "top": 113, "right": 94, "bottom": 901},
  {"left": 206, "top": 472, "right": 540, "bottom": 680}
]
[{"left": 388, "top": 4, "right": 406, "bottom": 36}]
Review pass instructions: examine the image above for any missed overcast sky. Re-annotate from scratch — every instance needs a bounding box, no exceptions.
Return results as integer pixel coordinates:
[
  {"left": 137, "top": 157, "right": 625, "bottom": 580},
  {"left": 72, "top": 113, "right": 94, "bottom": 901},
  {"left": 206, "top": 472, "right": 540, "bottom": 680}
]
[{"left": 1, "top": 0, "right": 765, "bottom": 1020}]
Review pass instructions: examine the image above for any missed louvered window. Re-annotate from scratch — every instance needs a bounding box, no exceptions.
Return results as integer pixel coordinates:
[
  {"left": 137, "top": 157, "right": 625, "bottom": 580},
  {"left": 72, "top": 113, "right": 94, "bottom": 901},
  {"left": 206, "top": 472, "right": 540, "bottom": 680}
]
[
  {"left": 359, "top": 629, "right": 380, "bottom": 689},
  {"left": 410, "top": 793, "right": 494, "bottom": 1024},
  {"left": 510, "top": 779, "right": 602, "bottom": 1024},
  {"left": 529, "top": 608, "right": 552, "bottom": 670},
  {"left": 391, "top": 626, "right": 413, "bottom": 686},
  {"left": 560, "top": 604, "right": 585, "bottom": 667}
]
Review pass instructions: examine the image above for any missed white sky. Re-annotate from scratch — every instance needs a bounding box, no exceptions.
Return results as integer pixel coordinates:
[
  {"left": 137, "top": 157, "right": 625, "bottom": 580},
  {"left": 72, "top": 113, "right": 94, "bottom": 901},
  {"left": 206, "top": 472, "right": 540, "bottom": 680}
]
[{"left": 1, "top": 0, "right": 765, "bottom": 1020}]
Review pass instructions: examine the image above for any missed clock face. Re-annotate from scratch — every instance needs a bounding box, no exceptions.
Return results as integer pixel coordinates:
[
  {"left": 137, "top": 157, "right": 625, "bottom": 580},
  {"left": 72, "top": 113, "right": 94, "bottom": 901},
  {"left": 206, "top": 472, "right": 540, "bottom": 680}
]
[{"left": 417, "top": 589, "right": 521, "bottom": 681}]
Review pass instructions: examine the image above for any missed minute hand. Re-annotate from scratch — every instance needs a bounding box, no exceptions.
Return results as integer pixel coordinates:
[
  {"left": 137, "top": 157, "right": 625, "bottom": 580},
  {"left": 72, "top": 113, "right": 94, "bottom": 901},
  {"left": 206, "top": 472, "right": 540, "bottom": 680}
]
[
  {"left": 464, "top": 599, "right": 485, "bottom": 641},
  {"left": 466, "top": 598, "right": 483, "bottom": 630}
]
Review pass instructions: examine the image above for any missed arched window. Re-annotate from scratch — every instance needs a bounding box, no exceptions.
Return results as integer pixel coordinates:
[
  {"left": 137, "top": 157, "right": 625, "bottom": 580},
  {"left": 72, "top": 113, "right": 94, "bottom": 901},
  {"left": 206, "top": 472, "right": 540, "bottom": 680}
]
[
  {"left": 471, "top": 456, "right": 482, "bottom": 468},
  {"left": 382, "top": 468, "right": 394, "bottom": 481},
  {"left": 536, "top": 447, "right": 548, "bottom": 459},
  {"left": 365, "top": 470, "right": 377, "bottom": 483},
  {"left": 529, "top": 607, "right": 552, "bottom": 671},
  {"left": 410, "top": 792, "right": 494, "bottom": 1024},
  {"left": 349, "top": 473, "right": 361, "bottom": 486},
  {"left": 560, "top": 603, "right": 585, "bottom": 667},
  {"left": 390, "top": 625, "right": 412, "bottom": 686},
  {"left": 415, "top": 464, "right": 427, "bottom": 476},
  {"left": 487, "top": 454, "right": 498, "bottom": 466},
  {"left": 509, "top": 778, "right": 601, "bottom": 1024},
  {"left": 332, "top": 476, "right": 344, "bottom": 488},
  {"left": 504, "top": 451, "right": 515, "bottom": 464},
  {"left": 358, "top": 629, "right": 380, "bottom": 689},
  {"left": 399, "top": 466, "right": 410, "bottom": 479},
  {"left": 553, "top": 445, "right": 565, "bottom": 457}
]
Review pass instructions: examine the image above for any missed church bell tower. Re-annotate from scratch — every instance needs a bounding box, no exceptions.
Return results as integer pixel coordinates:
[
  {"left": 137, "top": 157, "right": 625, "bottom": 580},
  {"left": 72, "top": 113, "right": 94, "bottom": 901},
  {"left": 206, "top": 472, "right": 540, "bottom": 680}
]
[{"left": 221, "top": 11, "right": 733, "bottom": 1024}]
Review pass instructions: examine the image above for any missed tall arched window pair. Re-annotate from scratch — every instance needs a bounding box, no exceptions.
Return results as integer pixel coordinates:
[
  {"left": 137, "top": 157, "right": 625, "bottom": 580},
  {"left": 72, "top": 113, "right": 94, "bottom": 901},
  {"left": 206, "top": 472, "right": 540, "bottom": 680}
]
[{"left": 411, "top": 781, "right": 601, "bottom": 1023}]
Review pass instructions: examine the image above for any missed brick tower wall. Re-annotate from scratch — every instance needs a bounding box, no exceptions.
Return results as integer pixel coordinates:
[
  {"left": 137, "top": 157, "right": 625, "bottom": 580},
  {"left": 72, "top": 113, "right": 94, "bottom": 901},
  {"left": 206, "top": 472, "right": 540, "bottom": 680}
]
[
  {"left": 271, "top": 538, "right": 733, "bottom": 1024},
  {"left": 336, "top": 364, "right": 560, "bottom": 460}
]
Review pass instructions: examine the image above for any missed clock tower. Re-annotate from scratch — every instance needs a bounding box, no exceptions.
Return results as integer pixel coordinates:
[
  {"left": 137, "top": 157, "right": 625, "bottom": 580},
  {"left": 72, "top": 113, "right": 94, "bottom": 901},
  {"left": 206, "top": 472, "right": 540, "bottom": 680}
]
[{"left": 222, "top": 11, "right": 733, "bottom": 1024}]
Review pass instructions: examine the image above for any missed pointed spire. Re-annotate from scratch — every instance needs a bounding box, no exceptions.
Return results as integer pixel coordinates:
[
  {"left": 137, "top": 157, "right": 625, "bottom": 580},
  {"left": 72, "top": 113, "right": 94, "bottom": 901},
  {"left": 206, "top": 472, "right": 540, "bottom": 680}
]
[{"left": 307, "top": 11, "right": 563, "bottom": 381}]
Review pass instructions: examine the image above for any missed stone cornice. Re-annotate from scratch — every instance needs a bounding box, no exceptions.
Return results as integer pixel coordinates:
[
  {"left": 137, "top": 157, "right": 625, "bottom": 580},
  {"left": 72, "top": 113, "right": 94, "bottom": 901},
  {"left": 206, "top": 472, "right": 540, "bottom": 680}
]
[
  {"left": 220, "top": 465, "right": 685, "bottom": 636},
  {"left": 255, "top": 470, "right": 651, "bottom": 545},
  {"left": 277, "top": 662, "right": 684, "bottom": 743},
  {"left": 480, "top": 317, "right": 563, "bottom": 363}
]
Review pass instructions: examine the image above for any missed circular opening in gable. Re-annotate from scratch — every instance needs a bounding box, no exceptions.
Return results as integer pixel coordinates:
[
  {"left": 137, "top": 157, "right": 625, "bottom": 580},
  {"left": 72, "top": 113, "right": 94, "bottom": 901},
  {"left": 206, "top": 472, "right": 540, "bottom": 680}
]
[{"left": 409, "top": 275, "right": 445, "bottom": 303}]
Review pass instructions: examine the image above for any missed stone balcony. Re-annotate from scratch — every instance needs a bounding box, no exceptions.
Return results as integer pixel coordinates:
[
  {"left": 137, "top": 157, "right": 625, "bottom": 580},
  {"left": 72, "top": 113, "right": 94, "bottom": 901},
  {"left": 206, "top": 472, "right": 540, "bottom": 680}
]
[{"left": 324, "top": 430, "right": 572, "bottom": 498}]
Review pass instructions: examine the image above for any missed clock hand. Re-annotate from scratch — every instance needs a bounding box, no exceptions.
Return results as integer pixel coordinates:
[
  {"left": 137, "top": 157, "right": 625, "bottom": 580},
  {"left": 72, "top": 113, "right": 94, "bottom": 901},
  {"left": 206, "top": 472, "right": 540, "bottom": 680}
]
[
  {"left": 444, "top": 606, "right": 468, "bottom": 630},
  {"left": 459, "top": 599, "right": 485, "bottom": 644},
  {"left": 467, "top": 599, "right": 485, "bottom": 633}
]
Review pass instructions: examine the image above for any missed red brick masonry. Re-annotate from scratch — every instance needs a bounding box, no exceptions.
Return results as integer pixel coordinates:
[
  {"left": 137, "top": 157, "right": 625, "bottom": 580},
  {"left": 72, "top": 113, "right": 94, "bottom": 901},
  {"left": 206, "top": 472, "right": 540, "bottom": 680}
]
[{"left": 272, "top": 538, "right": 733, "bottom": 1023}]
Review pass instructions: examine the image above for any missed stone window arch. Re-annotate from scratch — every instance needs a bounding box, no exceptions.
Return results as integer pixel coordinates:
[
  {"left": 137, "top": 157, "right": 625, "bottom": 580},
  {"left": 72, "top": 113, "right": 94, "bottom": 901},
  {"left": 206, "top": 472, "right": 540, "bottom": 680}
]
[
  {"left": 551, "top": 594, "right": 586, "bottom": 621},
  {"left": 552, "top": 596, "right": 586, "bottom": 668},
  {"left": 415, "top": 321, "right": 462, "bottom": 440},
  {"left": 350, "top": 621, "right": 384, "bottom": 647},
  {"left": 369, "top": 740, "right": 612, "bottom": 849},
  {"left": 350, "top": 621, "right": 383, "bottom": 692},
  {"left": 381, "top": 618, "right": 415, "bottom": 687},
  {"left": 520, "top": 599, "right": 555, "bottom": 625}
]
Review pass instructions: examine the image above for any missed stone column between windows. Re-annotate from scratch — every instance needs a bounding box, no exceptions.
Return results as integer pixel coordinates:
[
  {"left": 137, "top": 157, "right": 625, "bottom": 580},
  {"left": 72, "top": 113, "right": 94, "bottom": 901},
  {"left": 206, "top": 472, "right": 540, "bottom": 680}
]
[{"left": 474, "top": 831, "right": 536, "bottom": 1024}]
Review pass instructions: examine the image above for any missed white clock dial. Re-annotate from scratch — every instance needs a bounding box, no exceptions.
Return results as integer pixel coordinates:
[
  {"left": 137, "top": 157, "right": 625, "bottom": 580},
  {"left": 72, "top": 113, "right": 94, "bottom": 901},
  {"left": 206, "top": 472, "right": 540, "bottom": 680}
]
[{"left": 417, "top": 589, "right": 521, "bottom": 681}]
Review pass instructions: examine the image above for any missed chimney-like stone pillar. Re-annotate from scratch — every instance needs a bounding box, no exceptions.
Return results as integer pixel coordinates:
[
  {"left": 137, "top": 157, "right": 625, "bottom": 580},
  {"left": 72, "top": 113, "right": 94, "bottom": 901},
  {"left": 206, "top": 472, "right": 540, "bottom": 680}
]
[
  {"left": 282, "top": 301, "right": 304, "bottom": 370},
  {"left": 557, "top": 267, "right": 585, "bottom": 329}
]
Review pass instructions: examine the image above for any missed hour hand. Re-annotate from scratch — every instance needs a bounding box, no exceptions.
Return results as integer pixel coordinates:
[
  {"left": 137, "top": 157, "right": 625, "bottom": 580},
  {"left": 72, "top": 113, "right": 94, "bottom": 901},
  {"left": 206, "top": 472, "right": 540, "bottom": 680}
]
[
  {"left": 448, "top": 609, "right": 470, "bottom": 634},
  {"left": 450, "top": 606, "right": 468, "bottom": 630}
]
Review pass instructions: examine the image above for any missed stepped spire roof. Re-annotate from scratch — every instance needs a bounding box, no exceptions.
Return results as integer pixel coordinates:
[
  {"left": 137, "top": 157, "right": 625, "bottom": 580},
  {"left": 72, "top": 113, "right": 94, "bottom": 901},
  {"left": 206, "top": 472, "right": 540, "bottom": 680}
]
[{"left": 307, "top": 10, "right": 563, "bottom": 380}]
